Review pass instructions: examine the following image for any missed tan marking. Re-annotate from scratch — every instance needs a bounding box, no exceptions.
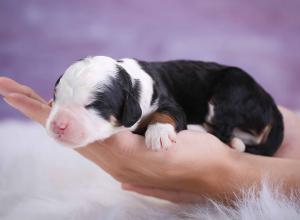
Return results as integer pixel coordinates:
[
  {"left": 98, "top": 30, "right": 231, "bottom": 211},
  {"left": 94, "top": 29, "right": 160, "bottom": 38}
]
[
  {"left": 135, "top": 112, "right": 176, "bottom": 134},
  {"left": 149, "top": 112, "right": 176, "bottom": 127},
  {"left": 258, "top": 124, "right": 272, "bottom": 144},
  {"left": 233, "top": 124, "right": 272, "bottom": 146},
  {"left": 109, "top": 115, "right": 120, "bottom": 127},
  {"left": 48, "top": 99, "right": 53, "bottom": 107},
  {"left": 203, "top": 122, "right": 213, "bottom": 133}
]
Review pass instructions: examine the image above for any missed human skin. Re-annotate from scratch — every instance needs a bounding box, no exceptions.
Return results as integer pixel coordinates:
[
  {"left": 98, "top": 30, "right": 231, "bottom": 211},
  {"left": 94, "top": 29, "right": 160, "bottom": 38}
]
[{"left": 0, "top": 77, "right": 300, "bottom": 204}]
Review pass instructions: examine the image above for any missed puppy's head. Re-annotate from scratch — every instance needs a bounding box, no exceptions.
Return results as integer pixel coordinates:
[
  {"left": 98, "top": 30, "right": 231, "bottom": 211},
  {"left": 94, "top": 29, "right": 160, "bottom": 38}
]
[{"left": 46, "top": 56, "right": 142, "bottom": 147}]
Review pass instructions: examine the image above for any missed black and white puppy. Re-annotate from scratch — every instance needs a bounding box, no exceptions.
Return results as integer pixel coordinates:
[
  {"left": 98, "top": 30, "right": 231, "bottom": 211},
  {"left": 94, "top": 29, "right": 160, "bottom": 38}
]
[{"left": 46, "top": 56, "right": 284, "bottom": 156}]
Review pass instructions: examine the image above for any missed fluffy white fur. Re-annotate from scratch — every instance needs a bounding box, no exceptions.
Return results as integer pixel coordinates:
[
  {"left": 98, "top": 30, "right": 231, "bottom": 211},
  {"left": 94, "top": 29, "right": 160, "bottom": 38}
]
[{"left": 0, "top": 120, "right": 299, "bottom": 220}]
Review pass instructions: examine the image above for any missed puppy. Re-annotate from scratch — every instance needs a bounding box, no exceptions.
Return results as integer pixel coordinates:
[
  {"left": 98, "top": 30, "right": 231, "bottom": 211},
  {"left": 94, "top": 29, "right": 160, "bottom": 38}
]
[{"left": 46, "top": 56, "right": 284, "bottom": 156}]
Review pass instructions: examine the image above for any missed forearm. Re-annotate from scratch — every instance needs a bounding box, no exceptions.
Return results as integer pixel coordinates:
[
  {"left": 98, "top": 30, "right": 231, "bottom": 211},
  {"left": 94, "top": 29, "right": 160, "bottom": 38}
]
[
  {"left": 207, "top": 151, "right": 300, "bottom": 203},
  {"left": 2, "top": 77, "right": 300, "bottom": 206}
]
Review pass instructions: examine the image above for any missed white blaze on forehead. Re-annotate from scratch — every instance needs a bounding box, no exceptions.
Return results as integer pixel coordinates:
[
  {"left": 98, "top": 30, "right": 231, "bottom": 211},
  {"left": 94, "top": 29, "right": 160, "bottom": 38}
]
[{"left": 55, "top": 56, "right": 118, "bottom": 106}]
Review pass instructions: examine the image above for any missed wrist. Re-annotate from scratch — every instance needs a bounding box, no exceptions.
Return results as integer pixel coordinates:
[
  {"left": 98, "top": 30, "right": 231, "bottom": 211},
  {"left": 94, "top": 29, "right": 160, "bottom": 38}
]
[
  {"left": 192, "top": 146, "right": 239, "bottom": 196},
  {"left": 213, "top": 149, "right": 247, "bottom": 193},
  {"left": 206, "top": 149, "right": 262, "bottom": 198}
]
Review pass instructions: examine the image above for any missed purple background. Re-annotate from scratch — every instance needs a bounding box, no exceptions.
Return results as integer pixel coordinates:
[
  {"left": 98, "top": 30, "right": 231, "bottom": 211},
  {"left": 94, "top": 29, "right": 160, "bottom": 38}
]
[{"left": 1, "top": 0, "right": 300, "bottom": 119}]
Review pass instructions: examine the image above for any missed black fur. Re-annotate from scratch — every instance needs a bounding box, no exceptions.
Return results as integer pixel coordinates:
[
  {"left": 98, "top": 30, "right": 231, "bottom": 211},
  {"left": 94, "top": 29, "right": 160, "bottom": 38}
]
[
  {"left": 85, "top": 66, "right": 142, "bottom": 127},
  {"left": 138, "top": 60, "right": 284, "bottom": 156},
  {"left": 54, "top": 59, "right": 284, "bottom": 156},
  {"left": 53, "top": 75, "right": 63, "bottom": 101},
  {"left": 117, "top": 67, "right": 142, "bottom": 127}
]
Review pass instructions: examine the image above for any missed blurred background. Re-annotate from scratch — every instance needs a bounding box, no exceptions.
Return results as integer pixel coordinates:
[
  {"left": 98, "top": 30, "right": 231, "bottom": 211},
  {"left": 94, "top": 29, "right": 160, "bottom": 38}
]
[{"left": 1, "top": 0, "right": 300, "bottom": 119}]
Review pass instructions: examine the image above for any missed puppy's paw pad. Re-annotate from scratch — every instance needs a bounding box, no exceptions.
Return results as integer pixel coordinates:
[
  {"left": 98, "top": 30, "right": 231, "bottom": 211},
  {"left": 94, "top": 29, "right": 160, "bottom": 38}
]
[{"left": 145, "top": 123, "right": 177, "bottom": 151}]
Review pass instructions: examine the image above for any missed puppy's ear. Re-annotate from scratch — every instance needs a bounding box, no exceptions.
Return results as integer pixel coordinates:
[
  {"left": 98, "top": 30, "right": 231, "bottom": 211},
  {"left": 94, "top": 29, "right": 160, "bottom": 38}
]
[
  {"left": 117, "top": 66, "right": 142, "bottom": 127},
  {"left": 121, "top": 93, "right": 142, "bottom": 127}
]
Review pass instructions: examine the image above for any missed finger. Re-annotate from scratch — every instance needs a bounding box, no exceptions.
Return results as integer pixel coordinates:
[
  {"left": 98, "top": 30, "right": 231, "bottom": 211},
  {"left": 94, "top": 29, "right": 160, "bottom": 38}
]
[
  {"left": 0, "top": 77, "right": 46, "bottom": 103},
  {"left": 102, "top": 132, "right": 172, "bottom": 174},
  {"left": 122, "top": 183, "right": 202, "bottom": 203},
  {"left": 4, "top": 93, "right": 50, "bottom": 126}
]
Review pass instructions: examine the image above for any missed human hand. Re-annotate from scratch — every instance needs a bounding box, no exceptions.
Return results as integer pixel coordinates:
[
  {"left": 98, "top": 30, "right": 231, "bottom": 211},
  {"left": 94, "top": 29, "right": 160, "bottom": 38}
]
[
  {"left": 0, "top": 77, "right": 235, "bottom": 203},
  {"left": 275, "top": 107, "right": 300, "bottom": 159},
  {"left": 1, "top": 77, "right": 299, "bottom": 204}
]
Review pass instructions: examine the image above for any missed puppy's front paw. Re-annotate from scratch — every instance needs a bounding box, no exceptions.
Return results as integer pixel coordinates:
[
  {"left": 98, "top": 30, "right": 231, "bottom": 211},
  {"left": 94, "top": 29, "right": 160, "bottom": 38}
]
[{"left": 145, "top": 123, "right": 177, "bottom": 151}]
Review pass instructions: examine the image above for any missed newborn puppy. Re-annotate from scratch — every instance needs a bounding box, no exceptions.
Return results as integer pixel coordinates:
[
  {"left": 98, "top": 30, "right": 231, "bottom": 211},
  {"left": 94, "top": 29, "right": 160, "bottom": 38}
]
[{"left": 46, "top": 56, "right": 284, "bottom": 156}]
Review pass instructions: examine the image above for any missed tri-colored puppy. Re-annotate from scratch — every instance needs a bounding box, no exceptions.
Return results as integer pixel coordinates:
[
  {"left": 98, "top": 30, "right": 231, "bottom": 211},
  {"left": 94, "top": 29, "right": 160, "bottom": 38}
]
[{"left": 46, "top": 56, "right": 284, "bottom": 156}]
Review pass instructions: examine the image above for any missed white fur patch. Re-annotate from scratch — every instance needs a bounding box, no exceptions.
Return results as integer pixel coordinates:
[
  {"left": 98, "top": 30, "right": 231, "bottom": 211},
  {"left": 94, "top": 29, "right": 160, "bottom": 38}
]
[
  {"left": 47, "top": 56, "right": 124, "bottom": 147},
  {"left": 55, "top": 56, "right": 118, "bottom": 106},
  {"left": 47, "top": 56, "right": 158, "bottom": 147},
  {"left": 230, "top": 137, "right": 246, "bottom": 152},
  {"left": 233, "top": 128, "right": 263, "bottom": 145},
  {"left": 46, "top": 104, "right": 126, "bottom": 148},
  {"left": 205, "top": 103, "right": 215, "bottom": 123},
  {"left": 118, "top": 58, "right": 157, "bottom": 117},
  {"left": 145, "top": 123, "right": 177, "bottom": 150}
]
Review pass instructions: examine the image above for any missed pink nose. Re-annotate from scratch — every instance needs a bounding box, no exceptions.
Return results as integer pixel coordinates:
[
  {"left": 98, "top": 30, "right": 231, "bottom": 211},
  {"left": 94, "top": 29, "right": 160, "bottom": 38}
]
[{"left": 51, "top": 121, "right": 68, "bottom": 135}]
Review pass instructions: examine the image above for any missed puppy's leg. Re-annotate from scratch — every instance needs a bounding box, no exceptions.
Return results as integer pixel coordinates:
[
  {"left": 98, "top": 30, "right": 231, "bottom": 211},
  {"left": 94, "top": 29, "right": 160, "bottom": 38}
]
[
  {"left": 145, "top": 112, "right": 178, "bottom": 150},
  {"left": 145, "top": 99, "right": 187, "bottom": 150},
  {"left": 209, "top": 120, "right": 247, "bottom": 152},
  {"left": 230, "top": 137, "right": 246, "bottom": 152},
  {"left": 206, "top": 101, "right": 246, "bottom": 152}
]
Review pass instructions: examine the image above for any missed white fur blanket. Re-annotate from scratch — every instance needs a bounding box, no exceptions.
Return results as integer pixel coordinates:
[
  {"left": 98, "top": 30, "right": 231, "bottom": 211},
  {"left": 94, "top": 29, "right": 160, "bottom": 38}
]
[{"left": 0, "top": 120, "right": 299, "bottom": 220}]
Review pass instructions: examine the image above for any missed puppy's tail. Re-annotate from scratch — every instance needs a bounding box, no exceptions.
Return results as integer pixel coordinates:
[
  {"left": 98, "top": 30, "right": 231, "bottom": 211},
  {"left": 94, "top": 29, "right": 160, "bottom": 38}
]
[{"left": 245, "top": 105, "right": 284, "bottom": 156}]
